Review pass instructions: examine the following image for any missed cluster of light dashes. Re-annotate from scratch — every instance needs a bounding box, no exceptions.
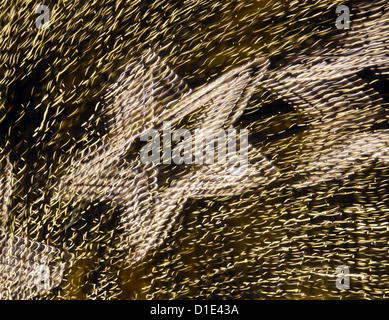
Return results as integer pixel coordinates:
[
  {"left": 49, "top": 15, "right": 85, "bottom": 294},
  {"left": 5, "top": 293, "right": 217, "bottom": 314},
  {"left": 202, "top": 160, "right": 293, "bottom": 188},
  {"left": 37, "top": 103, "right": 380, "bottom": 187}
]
[{"left": 0, "top": 0, "right": 389, "bottom": 299}]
